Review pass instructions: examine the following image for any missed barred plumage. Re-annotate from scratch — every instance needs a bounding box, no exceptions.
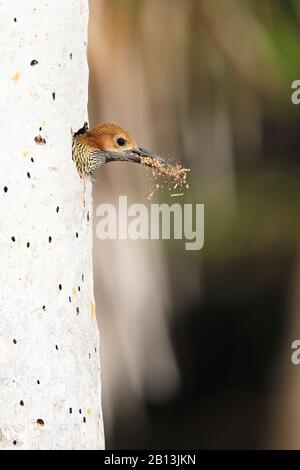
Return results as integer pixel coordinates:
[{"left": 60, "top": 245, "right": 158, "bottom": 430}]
[{"left": 72, "top": 135, "right": 106, "bottom": 176}]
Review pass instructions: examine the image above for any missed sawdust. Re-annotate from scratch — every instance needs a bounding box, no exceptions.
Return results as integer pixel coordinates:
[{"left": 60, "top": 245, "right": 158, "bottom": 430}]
[{"left": 138, "top": 155, "right": 190, "bottom": 200}]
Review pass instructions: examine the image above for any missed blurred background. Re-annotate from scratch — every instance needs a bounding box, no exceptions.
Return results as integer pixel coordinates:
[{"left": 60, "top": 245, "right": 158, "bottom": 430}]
[{"left": 88, "top": 0, "right": 300, "bottom": 449}]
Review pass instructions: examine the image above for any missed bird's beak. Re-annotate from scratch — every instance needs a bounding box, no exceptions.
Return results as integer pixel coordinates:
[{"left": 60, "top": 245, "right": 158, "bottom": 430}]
[
  {"left": 128, "top": 147, "right": 170, "bottom": 165},
  {"left": 99, "top": 147, "right": 170, "bottom": 167},
  {"left": 131, "top": 147, "right": 164, "bottom": 161}
]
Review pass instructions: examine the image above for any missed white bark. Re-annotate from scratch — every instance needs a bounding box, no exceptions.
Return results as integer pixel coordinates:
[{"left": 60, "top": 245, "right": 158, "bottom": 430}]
[{"left": 0, "top": 0, "right": 104, "bottom": 449}]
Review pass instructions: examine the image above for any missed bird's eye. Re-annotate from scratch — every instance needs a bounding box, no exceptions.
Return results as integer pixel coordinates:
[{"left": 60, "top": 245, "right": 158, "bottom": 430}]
[{"left": 116, "top": 137, "right": 127, "bottom": 147}]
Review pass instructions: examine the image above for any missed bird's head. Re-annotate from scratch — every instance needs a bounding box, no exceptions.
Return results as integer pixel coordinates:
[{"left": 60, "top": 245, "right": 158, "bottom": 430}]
[
  {"left": 84, "top": 123, "right": 137, "bottom": 153},
  {"left": 81, "top": 123, "right": 167, "bottom": 165}
]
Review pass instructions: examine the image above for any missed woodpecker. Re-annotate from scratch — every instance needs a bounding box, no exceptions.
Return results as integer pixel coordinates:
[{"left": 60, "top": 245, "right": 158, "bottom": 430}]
[{"left": 72, "top": 122, "right": 169, "bottom": 176}]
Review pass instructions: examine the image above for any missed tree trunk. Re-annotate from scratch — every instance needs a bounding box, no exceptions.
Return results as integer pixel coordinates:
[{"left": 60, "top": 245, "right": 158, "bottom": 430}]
[{"left": 0, "top": 0, "right": 104, "bottom": 450}]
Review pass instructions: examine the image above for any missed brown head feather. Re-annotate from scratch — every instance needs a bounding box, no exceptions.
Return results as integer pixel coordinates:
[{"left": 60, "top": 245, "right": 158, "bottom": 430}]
[{"left": 82, "top": 123, "right": 138, "bottom": 152}]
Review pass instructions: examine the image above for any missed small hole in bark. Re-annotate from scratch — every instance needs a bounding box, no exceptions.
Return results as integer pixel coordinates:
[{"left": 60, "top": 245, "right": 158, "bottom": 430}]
[
  {"left": 14, "top": 18, "right": 17, "bottom": 22},
  {"left": 27, "top": 172, "right": 31, "bottom": 179},
  {"left": 20, "top": 400, "right": 24, "bottom": 406},
  {"left": 39, "top": 127, "right": 42, "bottom": 132},
  {"left": 37, "top": 380, "right": 40, "bottom": 385},
  {"left": 26, "top": 242, "right": 30, "bottom": 248},
  {"left": 75, "top": 232, "right": 78, "bottom": 238},
  {"left": 87, "top": 212, "right": 90, "bottom": 222},
  {"left": 79, "top": 409, "right": 82, "bottom": 414},
  {"left": 30, "top": 60, "right": 38, "bottom": 66},
  {"left": 69, "top": 408, "right": 72, "bottom": 414},
  {"left": 59, "top": 284, "right": 62, "bottom": 291},
  {"left": 11, "top": 236, "right": 15, "bottom": 242},
  {"left": 52, "top": 92, "right": 56, "bottom": 100},
  {"left": 31, "top": 157, "right": 34, "bottom": 163},
  {"left": 13, "top": 339, "right": 17, "bottom": 344},
  {"left": 36, "top": 419, "right": 44, "bottom": 427},
  {"left": 56, "top": 206, "right": 59, "bottom": 213},
  {"left": 78, "top": 286, "right": 80, "bottom": 292},
  {"left": 34, "top": 135, "right": 46, "bottom": 145},
  {"left": 95, "top": 347, "right": 97, "bottom": 353},
  {"left": 55, "top": 345, "right": 58, "bottom": 350},
  {"left": 48, "top": 236, "right": 52, "bottom": 243},
  {"left": 83, "top": 417, "right": 86, "bottom": 423},
  {"left": 42, "top": 305, "right": 46, "bottom": 311},
  {"left": 13, "top": 440, "right": 17, "bottom": 445},
  {"left": 76, "top": 307, "right": 79, "bottom": 315},
  {"left": 89, "top": 353, "right": 91, "bottom": 359},
  {"left": 4, "top": 186, "right": 8, "bottom": 193},
  {"left": 69, "top": 297, "right": 72, "bottom": 303},
  {"left": 70, "top": 53, "right": 73, "bottom": 60},
  {"left": 82, "top": 274, "right": 84, "bottom": 282}
]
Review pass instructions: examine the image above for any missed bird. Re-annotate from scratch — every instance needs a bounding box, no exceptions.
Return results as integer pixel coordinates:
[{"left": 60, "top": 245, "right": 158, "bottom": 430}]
[{"left": 72, "top": 122, "right": 167, "bottom": 177}]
